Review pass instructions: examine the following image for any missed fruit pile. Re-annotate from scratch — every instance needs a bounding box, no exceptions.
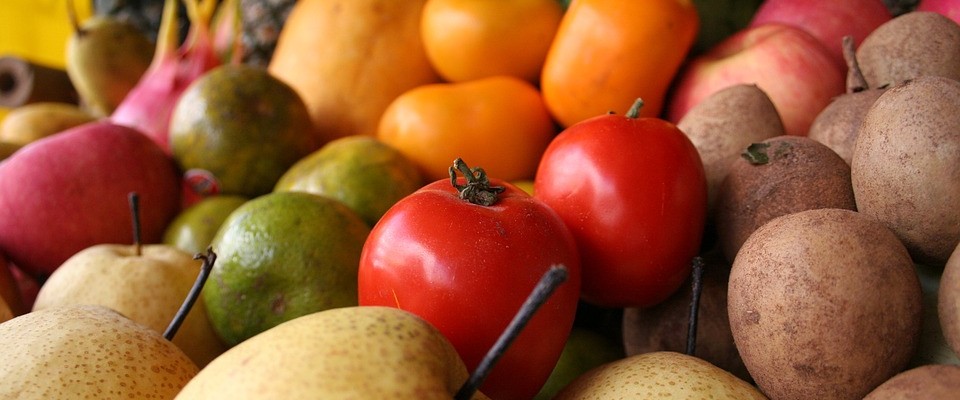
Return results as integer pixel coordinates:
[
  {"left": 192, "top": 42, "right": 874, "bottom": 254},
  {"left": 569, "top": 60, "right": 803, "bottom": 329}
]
[{"left": 0, "top": 0, "right": 958, "bottom": 399}]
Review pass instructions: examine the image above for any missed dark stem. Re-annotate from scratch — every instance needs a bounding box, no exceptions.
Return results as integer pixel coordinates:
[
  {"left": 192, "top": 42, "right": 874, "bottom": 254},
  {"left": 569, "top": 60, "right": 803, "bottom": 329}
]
[
  {"left": 163, "top": 247, "right": 216, "bottom": 341},
  {"left": 65, "top": 0, "right": 84, "bottom": 37},
  {"left": 741, "top": 142, "right": 771, "bottom": 165},
  {"left": 685, "top": 257, "right": 705, "bottom": 356},
  {"left": 449, "top": 158, "right": 504, "bottom": 206},
  {"left": 842, "top": 35, "right": 868, "bottom": 93},
  {"left": 454, "top": 265, "right": 569, "bottom": 400},
  {"left": 127, "top": 192, "right": 142, "bottom": 256}
]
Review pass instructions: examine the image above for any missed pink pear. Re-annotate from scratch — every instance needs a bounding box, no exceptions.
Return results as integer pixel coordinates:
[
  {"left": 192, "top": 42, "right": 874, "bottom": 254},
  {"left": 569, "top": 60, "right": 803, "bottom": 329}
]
[
  {"left": 0, "top": 121, "right": 181, "bottom": 278},
  {"left": 667, "top": 23, "right": 845, "bottom": 137},
  {"left": 748, "top": 0, "right": 892, "bottom": 69}
]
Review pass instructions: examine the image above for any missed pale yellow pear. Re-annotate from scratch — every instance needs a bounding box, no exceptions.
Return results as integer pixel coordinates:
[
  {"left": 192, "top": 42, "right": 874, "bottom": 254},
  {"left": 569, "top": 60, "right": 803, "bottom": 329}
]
[
  {"left": 0, "top": 304, "right": 198, "bottom": 399},
  {"left": 176, "top": 305, "right": 491, "bottom": 400},
  {"left": 554, "top": 351, "right": 767, "bottom": 399},
  {"left": 33, "top": 243, "right": 227, "bottom": 367}
]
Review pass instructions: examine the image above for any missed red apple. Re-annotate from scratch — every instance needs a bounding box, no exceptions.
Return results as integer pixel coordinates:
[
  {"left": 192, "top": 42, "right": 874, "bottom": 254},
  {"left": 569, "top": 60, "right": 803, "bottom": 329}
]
[
  {"left": 667, "top": 23, "right": 845, "bottom": 137},
  {"left": 918, "top": 0, "right": 960, "bottom": 24},
  {"left": 0, "top": 121, "right": 181, "bottom": 279},
  {"left": 748, "top": 0, "right": 892, "bottom": 69}
]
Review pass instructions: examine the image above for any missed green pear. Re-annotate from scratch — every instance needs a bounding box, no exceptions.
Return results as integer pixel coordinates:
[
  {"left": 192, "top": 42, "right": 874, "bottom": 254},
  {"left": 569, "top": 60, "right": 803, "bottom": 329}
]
[
  {"left": 0, "top": 304, "right": 198, "bottom": 399},
  {"left": 175, "top": 305, "right": 491, "bottom": 400},
  {"left": 533, "top": 327, "right": 624, "bottom": 400},
  {"left": 65, "top": 15, "right": 154, "bottom": 117},
  {"left": 553, "top": 351, "right": 767, "bottom": 399},
  {"left": 32, "top": 244, "right": 227, "bottom": 367},
  {"left": 0, "top": 102, "right": 95, "bottom": 146}
]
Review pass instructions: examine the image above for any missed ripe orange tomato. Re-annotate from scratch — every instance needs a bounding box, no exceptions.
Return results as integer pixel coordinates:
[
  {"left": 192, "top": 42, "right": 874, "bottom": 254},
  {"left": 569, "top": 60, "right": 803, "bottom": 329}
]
[
  {"left": 420, "top": 0, "right": 563, "bottom": 83},
  {"left": 541, "top": 0, "right": 699, "bottom": 127},
  {"left": 377, "top": 75, "right": 557, "bottom": 182}
]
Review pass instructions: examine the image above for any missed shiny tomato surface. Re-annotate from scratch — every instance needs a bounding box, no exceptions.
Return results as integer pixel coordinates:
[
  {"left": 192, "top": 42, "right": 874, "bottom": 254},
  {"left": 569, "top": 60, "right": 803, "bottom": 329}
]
[
  {"left": 357, "top": 165, "right": 581, "bottom": 400},
  {"left": 534, "top": 104, "right": 707, "bottom": 308}
]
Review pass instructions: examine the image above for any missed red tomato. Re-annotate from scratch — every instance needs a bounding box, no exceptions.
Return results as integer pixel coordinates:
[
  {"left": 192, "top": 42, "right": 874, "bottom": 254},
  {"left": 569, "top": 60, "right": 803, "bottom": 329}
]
[
  {"left": 358, "top": 159, "right": 581, "bottom": 400},
  {"left": 534, "top": 100, "right": 707, "bottom": 308}
]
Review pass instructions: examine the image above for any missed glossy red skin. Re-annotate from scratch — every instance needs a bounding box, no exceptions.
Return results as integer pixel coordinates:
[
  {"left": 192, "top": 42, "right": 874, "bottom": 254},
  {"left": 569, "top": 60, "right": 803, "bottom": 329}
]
[
  {"left": 358, "top": 178, "right": 581, "bottom": 400},
  {"left": 534, "top": 113, "right": 707, "bottom": 308}
]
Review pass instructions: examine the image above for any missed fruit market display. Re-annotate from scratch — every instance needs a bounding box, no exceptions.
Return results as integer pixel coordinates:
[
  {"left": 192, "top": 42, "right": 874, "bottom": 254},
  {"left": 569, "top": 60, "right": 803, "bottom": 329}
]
[{"left": 1, "top": 0, "right": 960, "bottom": 399}]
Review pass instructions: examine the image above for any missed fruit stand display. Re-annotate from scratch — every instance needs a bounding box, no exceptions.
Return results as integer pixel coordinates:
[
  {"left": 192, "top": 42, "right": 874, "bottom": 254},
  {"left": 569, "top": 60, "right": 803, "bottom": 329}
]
[{"left": 1, "top": 0, "right": 959, "bottom": 399}]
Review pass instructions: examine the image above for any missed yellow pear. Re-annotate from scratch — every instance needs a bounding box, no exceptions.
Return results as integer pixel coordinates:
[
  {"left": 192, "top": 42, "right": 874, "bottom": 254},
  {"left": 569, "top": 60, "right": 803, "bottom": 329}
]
[
  {"left": 0, "top": 102, "right": 95, "bottom": 146},
  {"left": 176, "top": 305, "right": 490, "bottom": 400},
  {"left": 32, "top": 243, "right": 226, "bottom": 367},
  {"left": 0, "top": 304, "right": 198, "bottom": 399},
  {"left": 554, "top": 351, "right": 767, "bottom": 399}
]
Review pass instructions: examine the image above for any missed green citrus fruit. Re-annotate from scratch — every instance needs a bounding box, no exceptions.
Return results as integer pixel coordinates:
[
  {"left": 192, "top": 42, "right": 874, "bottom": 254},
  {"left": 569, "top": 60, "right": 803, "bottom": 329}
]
[
  {"left": 162, "top": 195, "right": 249, "bottom": 255},
  {"left": 203, "top": 191, "right": 370, "bottom": 346},
  {"left": 170, "top": 64, "right": 321, "bottom": 197},
  {"left": 533, "top": 327, "right": 625, "bottom": 400},
  {"left": 274, "top": 135, "right": 424, "bottom": 226}
]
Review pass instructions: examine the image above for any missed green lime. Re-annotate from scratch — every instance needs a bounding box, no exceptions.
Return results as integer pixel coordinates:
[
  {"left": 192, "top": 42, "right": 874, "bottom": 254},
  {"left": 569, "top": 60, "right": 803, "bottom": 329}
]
[
  {"left": 274, "top": 135, "right": 424, "bottom": 226},
  {"left": 534, "top": 327, "right": 625, "bottom": 400},
  {"left": 162, "top": 195, "right": 249, "bottom": 255},
  {"left": 203, "top": 191, "right": 370, "bottom": 347},
  {"left": 170, "top": 64, "right": 321, "bottom": 197}
]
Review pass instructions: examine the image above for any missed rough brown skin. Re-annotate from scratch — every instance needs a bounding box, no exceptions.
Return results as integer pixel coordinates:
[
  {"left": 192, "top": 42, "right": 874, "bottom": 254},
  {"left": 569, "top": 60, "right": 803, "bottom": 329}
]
[
  {"left": 715, "top": 135, "right": 856, "bottom": 264},
  {"left": 863, "top": 364, "right": 960, "bottom": 399},
  {"left": 677, "top": 83, "right": 785, "bottom": 215},
  {"left": 808, "top": 36, "right": 885, "bottom": 165},
  {"left": 851, "top": 75, "right": 960, "bottom": 265},
  {"left": 941, "top": 243, "right": 960, "bottom": 357},
  {"left": 622, "top": 251, "right": 751, "bottom": 382},
  {"left": 728, "top": 208, "right": 922, "bottom": 400},
  {"left": 856, "top": 11, "right": 960, "bottom": 89}
]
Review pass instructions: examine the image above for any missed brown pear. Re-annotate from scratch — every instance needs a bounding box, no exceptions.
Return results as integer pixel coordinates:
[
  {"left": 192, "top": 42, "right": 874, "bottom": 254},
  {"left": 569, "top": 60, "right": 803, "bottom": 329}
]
[
  {"left": 677, "top": 84, "right": 785, "bottom": 214},
  {"left": 856, "top": 11, "right": 960, "bottom": 89},
  {"left": 715, "top": 135, "right": 856, "bottom": 263},
  {"left": 808, "top": 36, "right": 886, "bottom": 164},
  {"left": 863, "top": 364, "right": 960, "bottom": 399},
  {"left": 851, "top": 75, "right": 960, "bottom": 265},
  {"left": 941, "top": 243, "right": 960, "bottom": 357},
  {"left": 622, "top": 252, "right": 750, "bottom": 382}
]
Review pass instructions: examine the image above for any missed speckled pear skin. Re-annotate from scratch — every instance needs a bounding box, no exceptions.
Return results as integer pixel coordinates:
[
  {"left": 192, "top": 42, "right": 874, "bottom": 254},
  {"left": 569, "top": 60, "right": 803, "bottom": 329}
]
[
  {"left": 175, "top": 306, "right": 491, "bottom": 400},
  {"left": 553, "top": 351, "right": 767, "bottom": 399},
  {"left": 0, "top": 304, "right": 199, "bottom": 399}
]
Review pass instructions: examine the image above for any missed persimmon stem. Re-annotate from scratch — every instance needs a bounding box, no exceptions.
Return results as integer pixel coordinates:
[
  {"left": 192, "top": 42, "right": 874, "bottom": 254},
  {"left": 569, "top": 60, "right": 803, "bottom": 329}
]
[
  {"left": 163, "top": 247, "right": 216, "bottom": 341},
  {"left": 454, "top": 265, "right": 569, "bottom": 400},
  {"left": 449, "top": 158, "right": 504, "bottom": 206},
  {"left": 686, "top": 257, "right": 705, "bottom": 356},
  {"left": 127, "top": 192, "right": 142, "bottom": 256},
  {"left": 626, "top": 98, "right": 645, "bottom": 118}
]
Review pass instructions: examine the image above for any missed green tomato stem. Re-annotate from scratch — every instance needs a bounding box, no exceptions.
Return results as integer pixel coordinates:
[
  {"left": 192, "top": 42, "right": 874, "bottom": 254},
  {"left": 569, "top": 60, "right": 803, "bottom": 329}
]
[{"left": 449, "top": 158, "right": 504, "bottom": 206}]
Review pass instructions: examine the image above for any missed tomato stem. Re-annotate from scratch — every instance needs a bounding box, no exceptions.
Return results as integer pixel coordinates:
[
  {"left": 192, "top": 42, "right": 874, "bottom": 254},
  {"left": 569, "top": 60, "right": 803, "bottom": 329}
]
[
  {"left": 449, "top": 158, "right": 504, "bottom": 206},
  {"left": 625, "top": 98, "right": 645, "bottom": 118},
  {"left": 163, "top": 247, "right": 216, "bottom": 341},
  {"left": 454, "top": 264, "right": 569, "bottom": 400},
  {"left": 685, "top": 256, "right": 705, "bottom": 356}
]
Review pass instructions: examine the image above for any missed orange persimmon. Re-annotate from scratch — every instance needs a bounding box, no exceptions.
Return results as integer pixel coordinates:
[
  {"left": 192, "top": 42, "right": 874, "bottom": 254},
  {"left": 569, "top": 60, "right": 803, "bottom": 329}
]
[
  {"left": 420, "top": 0, "right": 564, "bottom": 83},
  {"left": 377, "top": 76, "right": 556, "bottom": 182},
  {"left": 541, "top": 0, "right": 699, "bottom": 127}
]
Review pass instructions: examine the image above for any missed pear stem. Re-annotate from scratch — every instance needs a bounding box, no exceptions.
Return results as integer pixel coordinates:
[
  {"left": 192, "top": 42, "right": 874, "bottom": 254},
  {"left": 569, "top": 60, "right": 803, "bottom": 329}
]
[
  {"left": 685, "top": 257, "right": 705, "bottom": 356},
  {"left": 65, "top": 0, "right": 84, "bottom": 37},
  {"left": 842, "top": 35, "right": 869, "bottom": 93},
  {"left": 454, "top": 265, "right": 569, "bottom": 400},
  {"left": 163, "top": 247, "right": 216, "bottom": 341},
  {"left": 127, "top": 192, "right": 142, "bottom": 256}
]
